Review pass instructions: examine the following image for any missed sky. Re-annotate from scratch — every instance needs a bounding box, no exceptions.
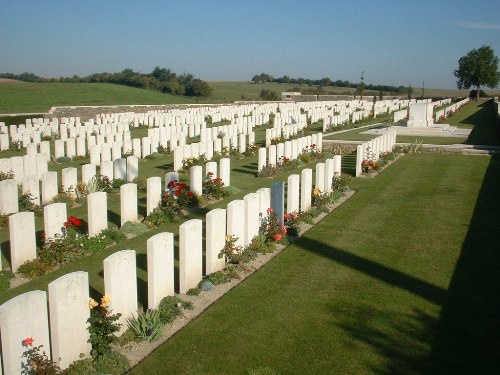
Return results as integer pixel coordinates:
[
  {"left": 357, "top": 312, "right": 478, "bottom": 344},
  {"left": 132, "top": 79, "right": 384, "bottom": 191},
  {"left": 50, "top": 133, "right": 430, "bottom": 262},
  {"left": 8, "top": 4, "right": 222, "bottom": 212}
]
[{"left": 1, "top": 0, "right": 500, "bottom": 89}]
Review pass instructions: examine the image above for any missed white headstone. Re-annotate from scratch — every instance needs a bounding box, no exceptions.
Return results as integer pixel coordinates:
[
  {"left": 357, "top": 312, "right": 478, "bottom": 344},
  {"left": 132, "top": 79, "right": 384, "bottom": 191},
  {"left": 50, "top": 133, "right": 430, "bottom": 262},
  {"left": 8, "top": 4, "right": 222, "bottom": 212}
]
[
  {"left": 315, "top": 162, "right": 326, "bottom": 193},
  {"left": 104, "top": 249, "right": 138, "bottom": 331},
  {"left": 0, "top": 179, "right": 19, "bottom": 215},
  {"left": 300, "top": 168, "right": 312, "bottom": 212},
  {"left": 61, "top": 167, "right": 77, "bottom": 197},
  {"left": 41, "top": 171, "right": 58, "bottom": 205},
  {"left": 113, "top": 158, "right": 127, "bottom": 181},
  {"left": 120, "top": 183, "right": 138, "bottom": 226},
  {"left": 0, "top": 291, "right": 51, "bottom": 375},
  {"left": 9, "top": 211, "right": 36, "bottom": 272},
  {"left": 205, "top": 208, "right": 226, "bottom": 274},
  {"left": 179, "top": 219, "right": 203, "bottom": 294},
  {"left": 244, "top": 193, "right": 260, "bottom": 246},
  {"left": 189, "top": 165, "right": 203, "bottom": 196},
  {"left": 147, "top": 177, "right": 162, "bottom": 215},
  {"left": 219, "top": 157, "right": 230, "bottom": 186},
  {"left": 48, "top": 271, "right": 91, "bottom": 369},
  {"left": 126, "top": 155, "right": 139, "bottom": 182},
  {"left": 147, "top": 232, "right": 175, "bottom": 309},
  {"left": 87, "top": 192, "right": 107, "bottom": 237},
  {"left": 287, "top": 174, "right": 300, "bottom": 214},
  {"left": 226, "top": 200, "right": 245, "bottom": 248},
  {"left": 44, "top": 202, "right": 67, "bottom": 239}
]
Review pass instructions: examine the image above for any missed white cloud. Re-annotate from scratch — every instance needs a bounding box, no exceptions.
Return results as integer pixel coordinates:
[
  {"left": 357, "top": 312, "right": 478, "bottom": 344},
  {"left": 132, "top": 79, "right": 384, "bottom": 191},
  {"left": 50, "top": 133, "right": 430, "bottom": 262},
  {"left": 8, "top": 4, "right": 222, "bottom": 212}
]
[{"left": 459, "top": 21, "right": 500, "bottom": 30}]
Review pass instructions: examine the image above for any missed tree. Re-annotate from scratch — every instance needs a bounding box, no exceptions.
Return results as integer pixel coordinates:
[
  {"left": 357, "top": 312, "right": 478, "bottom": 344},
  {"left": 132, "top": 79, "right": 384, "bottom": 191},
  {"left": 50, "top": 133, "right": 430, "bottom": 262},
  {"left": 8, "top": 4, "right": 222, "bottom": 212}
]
[
  {"left": 408, "top": 84, "right": 413, "bottom": 99},
  {"left": 454, "top": 45, "right": 500, "bottom": 101}
]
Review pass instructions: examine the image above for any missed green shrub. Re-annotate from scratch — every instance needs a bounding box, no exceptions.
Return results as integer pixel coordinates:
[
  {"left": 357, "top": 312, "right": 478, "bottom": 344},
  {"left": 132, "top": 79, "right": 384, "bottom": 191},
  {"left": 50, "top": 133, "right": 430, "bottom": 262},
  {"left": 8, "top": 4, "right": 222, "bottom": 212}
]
[
  {"left": 158, "top": 296, "right": 193, "bottom": 325},
  {"left": 112, "top": 178, "right": 126, "bottom": 189},
  {"left": 18, "top": 259, "right": 54, "bottom": 279},
  {"left": 19, "top": 192, "right": 43, "bottom": 216},
  {"left": 0, "top": 270, "right": 13, "bottom": 291},
  {"left": 144, "top": 206, "right": 170, "bottom": 227},
  {"left": 51, "top": 192, "right": 75, "bottom": 207},
  {"left": 93, "top": 351, "right": 129, "bottom": 375},
  {"left": 56, "top": 156, "right": 71, "bottom": 163},
  {"left": 331, "top": 173, "right": 350, "bottom": 193},
  {"left": 222, "top": 185, "right": 240, "bottom": 196},
  {"left": 62, "top": 358, "right": 97, "bottom": 375},
  {"left": 127, "top": 309, "right": 163, "bottom": 342},
  {"left": 119, "top": 221, "right": 149, "bottom": 237},
  {"left": 133, "top": 176, "right": 148, "bottom": 190},
  {"left": 187, "top": 287, "right": 201, "bottom": 296}
]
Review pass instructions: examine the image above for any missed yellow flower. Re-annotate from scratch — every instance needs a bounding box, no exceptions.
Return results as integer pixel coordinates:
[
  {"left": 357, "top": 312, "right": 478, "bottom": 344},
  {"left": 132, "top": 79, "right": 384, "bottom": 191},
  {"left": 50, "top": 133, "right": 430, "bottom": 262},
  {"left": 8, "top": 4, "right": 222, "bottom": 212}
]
[
  {"left": 88, "top": 298, "right": 98, "bottom": 309},
  {"left": 225, "top": 235, "right": 232, "bottom": 242},
  {"left": 313, "top": 188, "right": 321, "bottom": 196},
  {"left": 100, "top": 295, "right": 111, "bottom": 308}
]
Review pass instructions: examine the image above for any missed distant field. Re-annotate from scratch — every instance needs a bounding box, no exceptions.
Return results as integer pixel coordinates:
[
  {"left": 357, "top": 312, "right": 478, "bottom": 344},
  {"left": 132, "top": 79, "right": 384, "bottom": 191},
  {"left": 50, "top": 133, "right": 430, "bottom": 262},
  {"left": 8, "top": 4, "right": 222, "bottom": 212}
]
[
  {"left": 0, "top": 81, "right": 197, "bottom": 113},
  {"left": 1, "top": 79, "right": 499, "bottom": 115}
]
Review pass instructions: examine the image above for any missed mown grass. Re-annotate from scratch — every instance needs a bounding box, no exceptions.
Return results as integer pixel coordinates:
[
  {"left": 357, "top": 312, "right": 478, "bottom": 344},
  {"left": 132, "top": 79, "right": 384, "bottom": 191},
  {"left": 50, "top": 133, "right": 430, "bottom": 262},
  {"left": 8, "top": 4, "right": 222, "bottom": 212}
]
[
  {"left": 127, "top": 152, "right": 500, "bottom": 375},
  {"left": 0, "top": 82, "right": 196, "bottom": 113}
]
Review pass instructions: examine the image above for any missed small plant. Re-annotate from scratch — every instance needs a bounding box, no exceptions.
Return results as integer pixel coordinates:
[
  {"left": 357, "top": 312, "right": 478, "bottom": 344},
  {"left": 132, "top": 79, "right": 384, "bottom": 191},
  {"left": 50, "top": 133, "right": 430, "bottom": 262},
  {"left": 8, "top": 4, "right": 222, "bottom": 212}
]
[
  {"left": 157, "top": 145, "right": 170, "bottom": 154},
  {"left": 119, "top": 221, "right": 149, "bottom": 237},
  {"left": 133, "top": 176, "right": 147, "bottom": 190},
  {"left": 331, "top": 173, "right": 350, "bottom": 193},
  {"left": 21, "top": 337, "right": 61, "bottom": 374},
  {"left": 19, "top": 192, "right": 43, "bottom": 216},
  {"left": 187, "top": 287, "right": 201, "bottom": 296},
  {"left": 127, "top": 309, "right": 163, "bottom": 342},
  {"left": 111, "top": 178, "right": 126, "bottom": 189},
  {"left": 259, "top": 208, "right": 288, "bottom": 244},
  {"left": 144, "top": 206, "right": 170, "bottom": 227},
  {"left": 0, "top": 170, "right": 14, "bottom": 181},
  {"left": 9, "top": 140, "right": 21, "bottom": 151},
  {"left": 0, "top": 270, "right": 14, "bottom": 292},
  {"left": 203, "top": 172, "right": 227, "bottom": 199},
  {"left": 219, "top": 235, "right": 245, "bottom": 264},
  {"left": 87, "top": 296, "right": 122, "bottom": 359},
  {"left": 157, "top": 296, "right": 193, "bottom": 325}
]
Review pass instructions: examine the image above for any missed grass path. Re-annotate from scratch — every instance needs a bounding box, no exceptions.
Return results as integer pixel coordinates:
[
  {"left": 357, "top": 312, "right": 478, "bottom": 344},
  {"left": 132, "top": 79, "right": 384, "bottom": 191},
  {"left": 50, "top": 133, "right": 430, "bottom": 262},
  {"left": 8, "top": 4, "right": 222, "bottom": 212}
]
[{"left": 128, "top": 153, "right": 500, "bottom": 374}]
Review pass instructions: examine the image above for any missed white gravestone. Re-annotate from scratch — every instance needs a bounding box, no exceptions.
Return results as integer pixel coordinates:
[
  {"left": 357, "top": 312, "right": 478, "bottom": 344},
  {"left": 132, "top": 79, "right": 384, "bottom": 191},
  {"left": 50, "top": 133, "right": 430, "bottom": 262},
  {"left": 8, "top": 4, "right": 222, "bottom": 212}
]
[
  {"left": 44, "top": 202, "right": 67, "bottom": 239},
  {"left": 205, "top": 208, "right": 226, "bottom": 274},
  {"left": 104, "top": 249, "right": 138, "bottom": 332},
  {"left": 219, "top": 157, "right": 231, "bottom": 186},
  {"left": 190, "top": 165, "right": 203, "bottom": 196},
  {"left": 287, "top": 174, "right": 300, "bottom": 214},
  {"left": 9, "top": 211, "right": 36, "bottom": 272},
  {"left": 244, "top": 193, "right": 260, "bottom": 247},
  {"left": 87, "top": 192, "right": 107, "bottom": 237},
  {"left": 147, "top": 177, "right": 162, "bottom": 215},
  {"left": 179, "top": 219, "right": 203, "bottom": 294},
  {"left": 0, "top": 179, "right": 19, "bottom": 215},
  {"left": 0, "top": 290, "right": 51, "bottom": 375},
  {"left": 147, "top": 232, "right": 175, "bottom": 309},
  {"left": 120, "top": 183, "right": 138, "bottom": 226},
  {"left": 48, "top": 271, "right": 91, "bottom": 369},
  {"left": 300, "top": 168, "right": 312, "bottom": 212},
  {"left": 226, "top": 199, "right": 245, "bottom": 248}
]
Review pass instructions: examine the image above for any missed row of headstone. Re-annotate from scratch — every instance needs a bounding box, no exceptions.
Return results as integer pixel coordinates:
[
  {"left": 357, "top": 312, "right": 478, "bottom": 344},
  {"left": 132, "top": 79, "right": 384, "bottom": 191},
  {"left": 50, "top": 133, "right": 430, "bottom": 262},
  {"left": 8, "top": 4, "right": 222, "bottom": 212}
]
[
  {"left": 257, "top": 133, "right": 323, "bottom": 171},
  {"left": 434, "top": 98, "right": 469, "bottom": 122},
  {"left": 0, "top": 154, "right": 48, "bottom": 184},
  {"left": 393, "top": 109, "right": 408, "bottom": 122},
  {"left": 355, "top": 130, "right": 397, "bottom": 177}
]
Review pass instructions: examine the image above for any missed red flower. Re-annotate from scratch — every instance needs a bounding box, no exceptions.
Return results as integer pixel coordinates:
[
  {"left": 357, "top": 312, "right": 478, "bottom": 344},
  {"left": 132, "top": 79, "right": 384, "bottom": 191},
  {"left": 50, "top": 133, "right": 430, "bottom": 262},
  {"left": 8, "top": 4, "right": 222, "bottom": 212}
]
[
  {"left": 187, "top": 191, "right": 193, "bottom": 197},
  {"left": 281, "top": 226, "right": 287, "bottom": 234},
  {"left": 68, "top": 216, "right": 82, "bottom": 227},
  {"left": 207, "top": 172, "right": 214, "bottom": 177},
  {"left": 284, "top": 213, "right": 291, "bottom": 220},
  {"left": 22, "top": 337, "right": 33, "bottom": 347},
  {"left": 274, "top": 233, "right": 282, "bottom": 241},
  {"left": 292, "top": 213, "right": 298, "bottom": 220},
  {"left": 214, "top": 178, "right": 222, "bottom": 183},
  {"left": 64, "top": 221, "right": 71, "bottom": 228},
  {"left": 167, "top": 180, "right": 176, "bottom": 188},
  {"left": 174, "top": 190, "right": 180, "bottom": 197},
  {"left": 164, "top": 193, "right": 171, "bottom": 199},
  {"left": 267, "top": 207, "right": 274, "bottom": 213},
  {"left": 178, "top": 183, "right": 187, "bottom": 190},
  {"left": 311, "top": 144, "right": 316, "bottom": 149}
]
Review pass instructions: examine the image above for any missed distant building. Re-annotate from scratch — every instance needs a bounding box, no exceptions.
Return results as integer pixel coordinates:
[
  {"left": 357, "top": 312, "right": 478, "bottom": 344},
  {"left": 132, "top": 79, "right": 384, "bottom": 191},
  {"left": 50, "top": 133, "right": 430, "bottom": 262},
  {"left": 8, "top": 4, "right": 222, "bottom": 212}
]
[{"left": 281, "top": 92, "right": 302, "bottom": 101}]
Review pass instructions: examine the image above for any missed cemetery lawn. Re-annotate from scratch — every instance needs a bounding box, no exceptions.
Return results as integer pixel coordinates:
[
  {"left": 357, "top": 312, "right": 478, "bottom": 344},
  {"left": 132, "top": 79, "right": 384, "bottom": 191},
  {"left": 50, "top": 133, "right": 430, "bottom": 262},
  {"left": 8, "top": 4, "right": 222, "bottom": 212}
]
[
  {"left": 127, "top": 152, "right": 500, "bottom": 375},
  {"left": 0, "top": 81, "right": 196, "bottom": 113}
]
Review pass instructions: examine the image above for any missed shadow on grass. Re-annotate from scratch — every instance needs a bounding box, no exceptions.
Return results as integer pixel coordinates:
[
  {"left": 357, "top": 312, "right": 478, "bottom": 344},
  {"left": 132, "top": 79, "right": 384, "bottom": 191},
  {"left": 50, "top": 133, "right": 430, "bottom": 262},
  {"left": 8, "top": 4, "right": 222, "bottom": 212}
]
[
  {"left": 460, "top": 100, "right": 499, "bottom": 146},
  {"left": 298, "top": 155, "right": 500, "bottom": 374},
  {"left": 426, "top": 154, "right": 500, "bottom": 375}
]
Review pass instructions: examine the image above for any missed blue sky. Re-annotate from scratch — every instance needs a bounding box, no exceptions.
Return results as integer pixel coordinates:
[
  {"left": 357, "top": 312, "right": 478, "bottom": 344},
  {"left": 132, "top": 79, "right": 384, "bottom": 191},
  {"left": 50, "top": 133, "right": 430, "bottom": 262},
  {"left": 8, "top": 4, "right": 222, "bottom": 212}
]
[{"left": 2, "top": 0, "right": 500, "bottom": 89}]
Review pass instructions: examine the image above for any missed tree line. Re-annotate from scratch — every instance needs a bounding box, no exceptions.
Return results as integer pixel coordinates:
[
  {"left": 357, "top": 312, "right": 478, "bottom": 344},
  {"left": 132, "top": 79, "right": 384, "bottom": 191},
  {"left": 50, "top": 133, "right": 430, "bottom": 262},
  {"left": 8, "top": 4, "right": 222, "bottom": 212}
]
[
  {"left": 0, "top": 67, "right": 213, "bottom": 97},
  {"left": 251, "top": 73, "right": 406, "bottom": 94}
]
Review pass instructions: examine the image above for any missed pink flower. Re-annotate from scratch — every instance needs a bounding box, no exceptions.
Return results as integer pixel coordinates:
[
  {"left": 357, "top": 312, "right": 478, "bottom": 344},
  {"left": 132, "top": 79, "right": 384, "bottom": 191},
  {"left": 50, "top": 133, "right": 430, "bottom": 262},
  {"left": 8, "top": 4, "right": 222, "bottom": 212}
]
[
  {"left": 281, "top": 226, "right": 287, "bottom": 234},
  {"left": 284, "top": 213, "right": 291, "bottom": 220},
  {"left": 267, "top": 207, "right": 274, "bottom": 213},
  {"left": 274, "top": 233, "right": 282, "bottom": 241}
]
